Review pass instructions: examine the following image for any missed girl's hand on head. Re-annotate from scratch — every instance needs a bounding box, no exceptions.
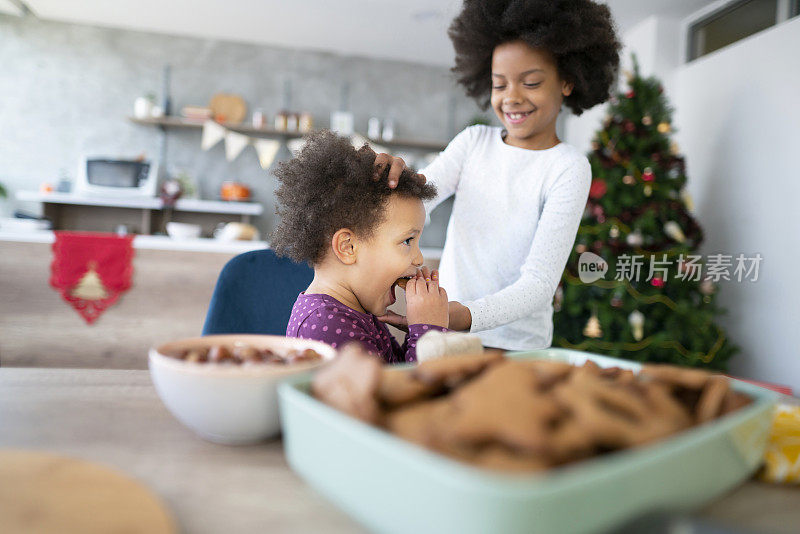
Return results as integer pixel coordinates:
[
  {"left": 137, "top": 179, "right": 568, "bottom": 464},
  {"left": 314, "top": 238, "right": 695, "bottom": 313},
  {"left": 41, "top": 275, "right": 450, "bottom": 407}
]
[
  {"left": 376, "top": 309, "right": 409, "bottom": 333},
  {"left": 373, "top": 153, "right": 427, "bottom": 189},
  {"left": 405, "top": 277, "right": 449, "bottom": 329}
]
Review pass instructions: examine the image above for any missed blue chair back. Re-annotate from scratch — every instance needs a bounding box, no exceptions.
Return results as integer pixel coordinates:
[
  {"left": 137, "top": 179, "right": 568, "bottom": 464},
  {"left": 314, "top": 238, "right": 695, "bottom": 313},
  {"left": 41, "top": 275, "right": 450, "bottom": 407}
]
[{"left": 202, "top": 249, "right": 313, "bottom": 336}]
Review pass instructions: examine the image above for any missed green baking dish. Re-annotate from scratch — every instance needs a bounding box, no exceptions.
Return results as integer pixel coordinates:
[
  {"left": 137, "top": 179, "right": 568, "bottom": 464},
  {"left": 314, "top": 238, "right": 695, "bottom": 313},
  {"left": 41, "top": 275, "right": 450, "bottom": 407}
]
[{"left": 277, "top": 348, "right": 776, "bottom": 534}]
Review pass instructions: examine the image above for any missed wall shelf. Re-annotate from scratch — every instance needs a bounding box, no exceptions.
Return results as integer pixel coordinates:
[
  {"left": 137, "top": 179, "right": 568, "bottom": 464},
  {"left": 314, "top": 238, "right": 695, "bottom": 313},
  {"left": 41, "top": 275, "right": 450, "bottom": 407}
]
[{"left": 129, "top": 116, "right": 448, "bottom": 152}]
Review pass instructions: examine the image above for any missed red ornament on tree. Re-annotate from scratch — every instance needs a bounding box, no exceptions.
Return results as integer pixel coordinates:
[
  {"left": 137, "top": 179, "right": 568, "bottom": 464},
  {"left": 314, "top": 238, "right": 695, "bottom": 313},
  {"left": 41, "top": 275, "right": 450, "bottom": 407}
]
[
  {"left": 626, "top": 90, "right": 635, "bottom": 99},
  {"left": 589, "top": 179, "right": 607, "bottom": 199},
  {"left": 651, "top": 276, "right": 665, "bottom": 288},
  {"left": 642, "top": 167, "right": 655, "bottom": 182}
]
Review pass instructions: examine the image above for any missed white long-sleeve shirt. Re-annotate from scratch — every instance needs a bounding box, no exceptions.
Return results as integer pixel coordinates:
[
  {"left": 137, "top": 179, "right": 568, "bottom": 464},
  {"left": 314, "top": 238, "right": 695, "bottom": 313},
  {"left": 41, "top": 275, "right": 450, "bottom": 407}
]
[{"left": 421, "top": 125, "right": 591, "bottom": 351}]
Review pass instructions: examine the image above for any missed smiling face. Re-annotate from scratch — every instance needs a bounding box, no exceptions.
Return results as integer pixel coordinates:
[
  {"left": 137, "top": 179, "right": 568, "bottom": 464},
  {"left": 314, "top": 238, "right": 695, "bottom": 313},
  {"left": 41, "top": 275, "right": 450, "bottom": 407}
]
[
  {"left": 351, "top": 194, "right": 425, "bottom": 315},
  {"left": 491, "top": 41, "right": 574, "bottom": 150}
]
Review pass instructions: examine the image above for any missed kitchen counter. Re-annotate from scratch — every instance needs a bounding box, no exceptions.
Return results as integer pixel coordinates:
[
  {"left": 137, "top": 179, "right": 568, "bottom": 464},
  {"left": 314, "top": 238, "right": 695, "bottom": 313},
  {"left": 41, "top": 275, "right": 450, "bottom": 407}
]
[
  {"left": 0, "top": 234, "right": 442, "bottom": 369},
  {"left": 0, "top": 228, "right": 442, "bottom": 261},
  {"left": 0, "top": 229, "right": 269, "bottom": 254},
  {"left": 16, "top": 191, "right": 265, "bottom": 216},
  {"left": 0, "top": 230, "right": 444, "bottom": 258},
  {"left": 0, "top": 368, "right": 797, "bottom": 534},
  {"left": 15, "top": 191, "right": 264, "bottom": 235}
]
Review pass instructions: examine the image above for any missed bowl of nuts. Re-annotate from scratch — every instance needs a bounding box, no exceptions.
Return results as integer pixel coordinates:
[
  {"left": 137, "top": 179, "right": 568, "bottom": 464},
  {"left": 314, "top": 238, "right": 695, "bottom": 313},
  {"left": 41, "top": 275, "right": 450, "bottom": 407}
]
[{"left": 149, "top": 334, "right": 335, "bottom": 444}]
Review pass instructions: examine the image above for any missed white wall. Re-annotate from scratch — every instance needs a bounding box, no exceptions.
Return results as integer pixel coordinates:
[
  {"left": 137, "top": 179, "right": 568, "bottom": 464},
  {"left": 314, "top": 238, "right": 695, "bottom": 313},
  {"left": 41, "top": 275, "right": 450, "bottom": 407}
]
[
  {"left": 564, "top": 12, "right": 800, "bottom": 389},
  {"left": 674, "top": 16, "right": 800, "bottom": 388}
]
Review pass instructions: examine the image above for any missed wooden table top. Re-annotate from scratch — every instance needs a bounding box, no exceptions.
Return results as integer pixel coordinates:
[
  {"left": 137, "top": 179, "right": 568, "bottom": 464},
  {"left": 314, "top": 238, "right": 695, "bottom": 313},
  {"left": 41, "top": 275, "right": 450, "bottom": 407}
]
[{"left": 0, "top": 368, "right": 796, "bottom": 534}]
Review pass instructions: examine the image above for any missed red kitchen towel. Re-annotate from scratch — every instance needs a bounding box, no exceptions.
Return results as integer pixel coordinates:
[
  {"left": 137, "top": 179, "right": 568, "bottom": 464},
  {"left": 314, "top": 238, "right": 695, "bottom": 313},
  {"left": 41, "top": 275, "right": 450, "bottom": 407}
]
[{"left": 50, "top": 231, "right": 135, "bottom": 324}]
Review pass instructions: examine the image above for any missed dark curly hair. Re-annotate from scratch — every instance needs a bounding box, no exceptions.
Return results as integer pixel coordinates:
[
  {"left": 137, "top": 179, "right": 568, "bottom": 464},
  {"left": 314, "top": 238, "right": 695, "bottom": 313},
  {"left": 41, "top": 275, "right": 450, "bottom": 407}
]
[
  {"left": 449, "top": 0, "right": 622, "bottom": 116},
  {"left": 271, "top": 130, "right": 437, "bottom": 265}
]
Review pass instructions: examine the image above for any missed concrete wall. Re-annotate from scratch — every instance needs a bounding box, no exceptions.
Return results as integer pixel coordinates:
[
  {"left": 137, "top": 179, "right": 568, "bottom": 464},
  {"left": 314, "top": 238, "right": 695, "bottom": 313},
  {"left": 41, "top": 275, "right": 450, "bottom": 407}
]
[
  {"left": 564, "top": 11, "right": 800, "bottom": 388},
  {"left": 0, "top": 14, "right": 482, "bottom": 246}
]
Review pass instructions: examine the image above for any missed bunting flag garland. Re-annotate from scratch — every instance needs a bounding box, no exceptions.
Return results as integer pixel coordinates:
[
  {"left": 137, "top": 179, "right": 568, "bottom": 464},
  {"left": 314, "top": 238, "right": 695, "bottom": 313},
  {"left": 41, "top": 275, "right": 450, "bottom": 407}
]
[
  {"left": 224, "top": 130, "right": 251, "bottom": 162},
  {"left": 253, "top": 139, "right": 281, "bottom": 170},
  {"left": 287, "top": 137, "right": 307, "bottom": 156},
  {"left": 200, "top": 120, "right": 410, "bottom": 170},
  {"left": 201, "top": 120, "right": 227, "bottom": 151}
]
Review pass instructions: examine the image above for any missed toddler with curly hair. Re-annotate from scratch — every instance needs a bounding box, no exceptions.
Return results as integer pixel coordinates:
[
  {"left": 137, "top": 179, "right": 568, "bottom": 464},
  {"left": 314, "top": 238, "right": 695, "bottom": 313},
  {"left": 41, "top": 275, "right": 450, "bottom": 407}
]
[
  {"left": 272, "top": 130, "right": 449, "bottom": 363},
  {"left": 377, "top": 0, "right": 622, "bottom": 351}
]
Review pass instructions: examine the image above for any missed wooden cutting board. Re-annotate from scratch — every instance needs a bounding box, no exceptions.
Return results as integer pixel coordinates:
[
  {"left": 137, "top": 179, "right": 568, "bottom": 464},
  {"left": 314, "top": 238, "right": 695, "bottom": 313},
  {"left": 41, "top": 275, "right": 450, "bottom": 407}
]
[
  {"left": 0, "top": 450, "right": 177, "bottom": 534},
  {"left": 208, "top": 93, "right": 247, "bottom": 124}
]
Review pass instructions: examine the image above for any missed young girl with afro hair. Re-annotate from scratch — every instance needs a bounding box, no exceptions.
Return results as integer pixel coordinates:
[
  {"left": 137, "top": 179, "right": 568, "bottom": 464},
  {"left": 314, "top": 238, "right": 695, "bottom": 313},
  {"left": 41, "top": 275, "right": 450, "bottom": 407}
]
[
  {"left": 377, "top": 0, "right": 622, "bottom": 351},
  {"left": 273, "top": 130, "right": 450, "bottom": 363}
]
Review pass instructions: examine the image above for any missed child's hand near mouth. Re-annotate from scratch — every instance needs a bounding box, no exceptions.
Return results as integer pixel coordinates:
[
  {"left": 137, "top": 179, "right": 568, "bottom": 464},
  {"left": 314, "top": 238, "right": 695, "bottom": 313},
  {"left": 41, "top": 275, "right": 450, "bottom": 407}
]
[
  {"left": 405, "top": 275, "right": 449, "bottom": 329},
  {"left": 379, "top": 267, "right": 449, "bottom": 330}
]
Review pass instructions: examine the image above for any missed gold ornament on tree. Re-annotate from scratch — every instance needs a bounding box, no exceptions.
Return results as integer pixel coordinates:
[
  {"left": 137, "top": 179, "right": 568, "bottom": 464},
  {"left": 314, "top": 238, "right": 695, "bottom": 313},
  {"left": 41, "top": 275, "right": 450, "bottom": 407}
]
[
  {"left": 629, "top": 310, "right": 645, "bottom": 341},
  {"left": 642, "top": 115, "right": 652, "bottom": 126},
  {"left": 682, "top": 189, "right": 695, "bottom": 211},
  {"left": 583, "top": 311, "right": 603, "bottom": 338},
  {"left": 663, "top": 221, "right": 686, "bottom": 243},
  {"left": 658, "top": 121, "right": 671, "bottom": 134},
  {"left": 623, "top": 69, "right": 634, "bottom": 83},
  {"left": 626, "top": 230, "right": 644, "bottom": 247},
  {"left": 644, "top": 184, "right": 653, "bottom": 197},
  {"left": 70, "top": 262, "right": 108, "bottom": 300}
]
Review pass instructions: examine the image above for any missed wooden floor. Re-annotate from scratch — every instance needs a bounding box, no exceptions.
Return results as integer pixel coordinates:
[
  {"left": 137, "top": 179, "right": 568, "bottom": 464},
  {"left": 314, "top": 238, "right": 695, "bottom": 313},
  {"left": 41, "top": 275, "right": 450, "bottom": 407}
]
[{"left": 0, "top": 241, "right": 231, "bottom": 369}]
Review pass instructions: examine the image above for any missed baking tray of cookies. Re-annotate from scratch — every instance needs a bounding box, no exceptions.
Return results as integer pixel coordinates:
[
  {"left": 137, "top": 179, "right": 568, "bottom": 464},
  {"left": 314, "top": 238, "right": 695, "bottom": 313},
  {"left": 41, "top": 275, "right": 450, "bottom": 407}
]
[{"left": 277, "top": 348, "right": 776, "bottom": 534}]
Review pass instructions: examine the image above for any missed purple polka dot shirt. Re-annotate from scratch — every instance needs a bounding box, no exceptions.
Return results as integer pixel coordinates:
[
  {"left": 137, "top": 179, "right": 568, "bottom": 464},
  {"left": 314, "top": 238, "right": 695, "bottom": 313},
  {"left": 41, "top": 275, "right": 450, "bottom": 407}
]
[{"left": 286, "top": 292, "right": 448, "bottom": 364}]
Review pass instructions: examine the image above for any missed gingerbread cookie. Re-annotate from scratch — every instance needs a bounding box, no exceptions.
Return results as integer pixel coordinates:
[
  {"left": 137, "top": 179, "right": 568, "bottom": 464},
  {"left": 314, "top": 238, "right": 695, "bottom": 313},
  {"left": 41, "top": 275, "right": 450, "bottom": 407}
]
[
  {"left": 514, "top": 359, "right": 574, "bottom": 390},
  {"left": 378, "top": 367, "right": 441, "bottom": 408},
  {"left": 553, "top": 364, "right": 691, "bottom": 448},
  {"left": 471, "top": 445, "right": 551, "bottom": 472},
  {"left": 440, "top": 360, "right": 563, "bottom": 455},
  {"left": 412, "top": 350, "right": 504, "bottom": 389},
  {"left": 720, "top": 389, "right": 753, "bottom": 415},
  {"left": 311, "top": 343, "right": 382, "bottom": 424},
  {"left": 640, "top": 364, "right": 711, "bottom": 390},
  {"left": 695, "top": 375, "right": 730, "bottom": 423}
]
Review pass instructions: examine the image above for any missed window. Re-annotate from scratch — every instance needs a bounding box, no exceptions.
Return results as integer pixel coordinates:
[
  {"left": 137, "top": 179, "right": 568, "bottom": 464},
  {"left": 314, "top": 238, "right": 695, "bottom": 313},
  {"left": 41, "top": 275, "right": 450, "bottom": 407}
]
[{"left": 687, "top": 0, "right": 798, "bottom": 61}]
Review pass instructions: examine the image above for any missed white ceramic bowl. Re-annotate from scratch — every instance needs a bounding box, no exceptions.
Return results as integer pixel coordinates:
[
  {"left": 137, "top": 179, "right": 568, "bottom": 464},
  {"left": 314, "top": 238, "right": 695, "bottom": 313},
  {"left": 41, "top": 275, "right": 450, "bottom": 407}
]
[
  {"left": 149, "top": 335, "right": 335, "bottom": 444},
  {"left": 166, "top": 222, "right": 202, "bottom": 240}
]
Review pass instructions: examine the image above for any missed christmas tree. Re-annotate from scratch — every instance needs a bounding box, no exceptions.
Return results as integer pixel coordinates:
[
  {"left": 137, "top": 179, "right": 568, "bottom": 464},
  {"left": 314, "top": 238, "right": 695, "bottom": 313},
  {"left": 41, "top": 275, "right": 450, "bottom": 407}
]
[{"left": 553, "top": 55, "right": 738, "bottom": 370}]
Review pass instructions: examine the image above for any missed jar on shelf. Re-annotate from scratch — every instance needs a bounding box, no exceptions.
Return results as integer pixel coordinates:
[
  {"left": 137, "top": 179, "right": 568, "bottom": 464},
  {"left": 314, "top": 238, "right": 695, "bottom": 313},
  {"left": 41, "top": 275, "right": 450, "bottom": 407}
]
[
  {"left": 286, "top": 112, "right": 299, "bottom": 132},
  {"left": 367, "top": 117, "right": 381, "bottom": 140},
  {"left": 274, "top": 110, "right": 289, "bottom": 131},
  {"left": 382, "top": 118, "right": 395, "bottom": 141},
  {"left": 252, "top": 109, "right": 266, "bottom": 129},
  {"left": 299, "top": 112, "right": 313, "bottom": 133}
]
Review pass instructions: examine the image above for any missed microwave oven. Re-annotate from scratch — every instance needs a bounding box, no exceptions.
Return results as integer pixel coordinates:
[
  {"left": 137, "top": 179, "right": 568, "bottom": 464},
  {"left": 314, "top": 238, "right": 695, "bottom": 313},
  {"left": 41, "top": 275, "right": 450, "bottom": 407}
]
[{"left": 75, "top": 156, "right": 159, "bottom": 197}]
